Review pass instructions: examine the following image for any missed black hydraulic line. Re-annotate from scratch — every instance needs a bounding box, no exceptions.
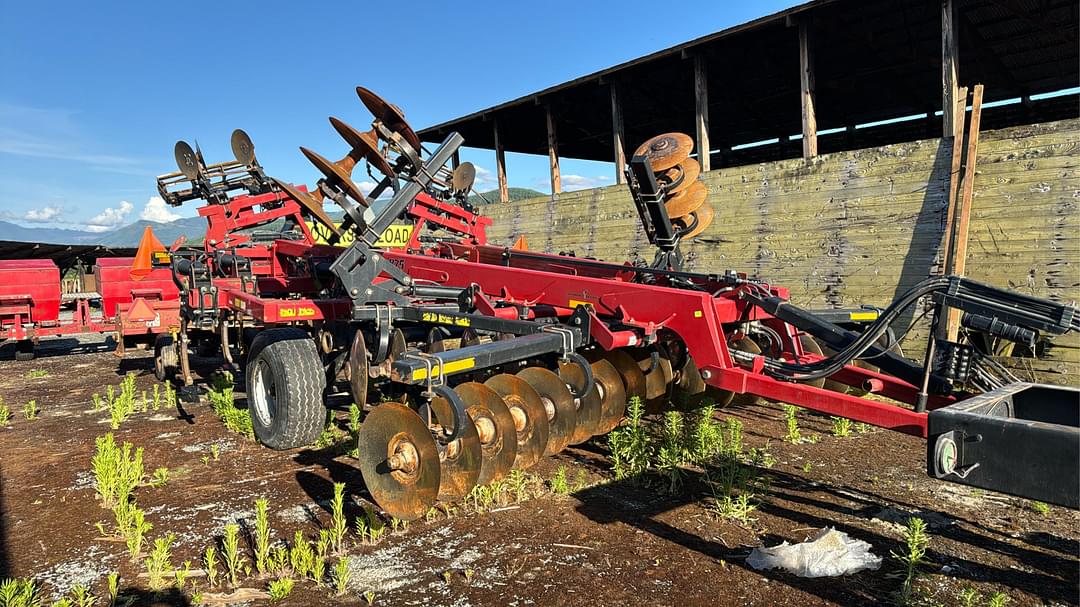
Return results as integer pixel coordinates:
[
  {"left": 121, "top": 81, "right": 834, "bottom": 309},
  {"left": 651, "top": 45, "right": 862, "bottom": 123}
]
[{"left": 562, "top": 351, "right": 596, "bottom": 399}]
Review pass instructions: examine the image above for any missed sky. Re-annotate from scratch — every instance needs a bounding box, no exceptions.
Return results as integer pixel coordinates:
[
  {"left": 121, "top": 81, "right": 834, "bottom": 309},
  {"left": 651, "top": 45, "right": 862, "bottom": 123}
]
[{"left": 0, "top": 0, "right": 799, "bottom": 231}]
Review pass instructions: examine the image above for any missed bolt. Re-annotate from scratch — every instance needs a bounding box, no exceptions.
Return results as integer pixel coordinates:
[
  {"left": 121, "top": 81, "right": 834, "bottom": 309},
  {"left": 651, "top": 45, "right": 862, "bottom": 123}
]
[
  {"left": 700, "top": 369, "right": 712, "bottom": 380},
  {"left": 475, "top": 416, "right": 496, "bottom": 444},
  {"left": 351, "top": 288, "right": 359, "bottom": 296}
]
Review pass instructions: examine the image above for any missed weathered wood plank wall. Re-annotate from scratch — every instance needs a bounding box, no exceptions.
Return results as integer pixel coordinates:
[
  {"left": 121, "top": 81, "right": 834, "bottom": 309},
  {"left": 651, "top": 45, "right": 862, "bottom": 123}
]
[{"left": 482, "top": 118, "right": 1079, "bottom": 384}]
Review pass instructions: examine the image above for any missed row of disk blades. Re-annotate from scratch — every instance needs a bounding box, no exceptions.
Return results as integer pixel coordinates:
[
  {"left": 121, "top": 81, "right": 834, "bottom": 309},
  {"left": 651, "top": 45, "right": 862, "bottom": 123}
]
[{"left": 356, "top": 345, "right": 727, "bottom": 521}]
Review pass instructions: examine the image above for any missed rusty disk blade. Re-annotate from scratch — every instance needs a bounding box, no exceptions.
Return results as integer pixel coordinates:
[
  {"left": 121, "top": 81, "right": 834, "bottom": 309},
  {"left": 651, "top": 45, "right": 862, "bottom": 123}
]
[
  {"left": 230, "top": 129, "right": 256, "bottom": 166},
  {"left": 675, "top": 201, "right": 715, "bottom": 239},
  {"left": 671, "top": 355, "right": 707, "bottom": 408},
  {"left": 456, "top": 382, "right": 517, "bottom": 485},
  {"left": 329, "top": 117, "right": 395, "bottom": 178},
  {"left": 299, "top": 146, "right": 371, "bottom": 208},
  {"left": 798, "top": 335, "right": 827, "bottom": 389},
  {"left": 558, "top": 360, "right": 604, "bottom": 444},
  {"left": 517, "top": 366, "right": 576, "bottom": 456},
  {"left": 483, "top": 373, "right": 549, "bottom": 470},
  {"left": 348, "top": 330, "right": 368, "bottom": 409},
  {"left": 270, "top": 178, "right": 341, "bottom": 238},
  {"left": 357, "top": 403, "right": 439, "bottom": 521},
  {"left": 429, "top": 393, "right": 482, "bottom": 501},
  {"left": 659, "top": 158, "right": 701, "bottom": 195},
  {"left": 598, "top": 349, "right": 648, "bottom": 405},
  {"left": 356, "top": 86, "right": 422, "bottom": 152},
  {"left": 631, "top": 349, "right": 669, "bottom": 401},
  {"left": 633, "top": 132, "right": 693, "bottom": 172},
  {"left": 666, "top": 181, "right": 708, "bottom": 219},
  {"left": 590, "top": 358, "right": 627, "bottom": 434}
]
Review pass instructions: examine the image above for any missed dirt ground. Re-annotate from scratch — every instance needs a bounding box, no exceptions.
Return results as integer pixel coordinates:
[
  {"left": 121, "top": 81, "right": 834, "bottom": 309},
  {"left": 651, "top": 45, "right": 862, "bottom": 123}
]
[{"left": 0, "top": 336, "right": 1076, "bottom": 607}]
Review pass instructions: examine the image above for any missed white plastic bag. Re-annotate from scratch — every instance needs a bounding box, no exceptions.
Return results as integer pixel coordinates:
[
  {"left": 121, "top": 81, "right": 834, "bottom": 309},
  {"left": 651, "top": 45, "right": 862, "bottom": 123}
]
[{"left": 746, "top": 527, "right": 882, "bottom": 578}]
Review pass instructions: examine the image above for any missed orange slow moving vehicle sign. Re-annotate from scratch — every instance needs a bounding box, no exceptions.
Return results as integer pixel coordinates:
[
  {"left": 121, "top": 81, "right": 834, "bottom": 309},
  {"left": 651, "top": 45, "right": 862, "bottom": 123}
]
[{"left": 305, "top": 222, "right": 413, "bottom": 248}]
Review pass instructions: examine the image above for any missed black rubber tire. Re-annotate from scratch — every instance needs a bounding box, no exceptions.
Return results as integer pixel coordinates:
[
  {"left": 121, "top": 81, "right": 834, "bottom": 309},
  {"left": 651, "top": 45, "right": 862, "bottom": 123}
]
[
  {"left": 154, "top": 334, "right": 179, "bottom": 382},
  {"left": 245, "top": 328, "right": 326, "bottom": 450},
  {"left": 14, "top": 341, "right": 34, "bottom": 362}
]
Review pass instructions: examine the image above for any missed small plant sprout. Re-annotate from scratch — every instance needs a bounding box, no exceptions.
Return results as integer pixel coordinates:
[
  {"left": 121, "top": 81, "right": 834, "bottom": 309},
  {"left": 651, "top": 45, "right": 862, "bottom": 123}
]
[
  {"left": 782, "top": 405, "right": 801, "bottom": 443},
  {"left": 0, "top": 403, "right": 10, "bottom": 426},
  {"left": 333, "top": 556, "right": 352, "bottom": 595},
  {"left": 126, "top": 507, "right": 153, "bottom": 562},
  {"left": 312, "top": 531, "right": 331, "bottom": 584},
  {"left": 987, "top": 592, "right": 1011, "bottom": 607},
  {"left": 1031, "top": 500, "right": 1050, "bottom": 515},
  {"left": 70, "top": 584, "right": 95, "bottom": 607},
  {"left": 107, "top": 573, "right": 120, "bottom": 606},
  {"left": 164, "top": 381, "right": 177, "bottom": 409},
  {"left": 203, "top": 546, "right": 219, "bottom": 587},
  {"left": 200, "top": 455, "right": 211, "bottom": 466},
  {"left": 152, "top": 384, "right": 161, "bottom": 410},
  {"left": 268, "top": 577, "right": 295, "bottom": 602},
  {"left": 801, "top": 462, "right": 813, "bottom": 473},
  {"left": 269, "top": 546, "right": 289, "bottom": 577},
  {"left": 174, "top": 560, "right": 193, "bottom": 590},
  {"left": 364, "top": 590, "right": 376, "bottom": 605},
  {"left": 22, "top": 400, "right": 38, "bottom": 420},
  {"left": 0, "top": 578, "right": 41, "bottom": 606},
  {"left": 441, "top": 570, "right": 453, "bottom": 584},
  {"left": 464, "top": 568, "right": 475, "bottom": 582},
  {"left": 831, "top": 416, "right": 852, "bottom": 437},
  {"left": 254, "top": 498, "right": 271, "bottom": 575},
  {"left": 92, "top": 433, "right": 145, "bottom": 509},
  {"left": 549, "top": 466, "right": 570, "bottom": 495},
  {"left": 92, "top": 393, "right": 104, "bottom": 411},
  {"left": 289, "top": 530, "right": 315, "bottom": 579},
  {"left": 222, "top": 523, "right": 245, "bottom": 586},
  {"left": 208, "top": 371, "right": 254, "bottom": 438},
  {"left": 210, "top": 444, "right": 221, "bottom": 461},
  {"left": 145, "top": 533, "right": 176, "bottom": 590},
  {"left": 150, "top": 467, "right": 169, "bottom": 488},
  {"left": 348, "top": 403, "right": 363, "bottom": 458},
  {"left": 891, "top": 516, "right": 931, "bottom": 604},
  {"left": 26, "top": 369, "right": 48, "bottom": 379},
  {"left": 330, "top": 482, "right": 347, "bottom": 554},
  {"left": 109, "top": 373, "right": 138, "bottom": 429}
]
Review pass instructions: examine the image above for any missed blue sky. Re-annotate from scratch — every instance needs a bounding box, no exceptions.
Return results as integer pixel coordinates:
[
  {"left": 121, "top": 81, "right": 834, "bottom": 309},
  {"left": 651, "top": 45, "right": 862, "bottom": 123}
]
[{"left": 0, "top": 0, "right": 798, "bottom": 231}]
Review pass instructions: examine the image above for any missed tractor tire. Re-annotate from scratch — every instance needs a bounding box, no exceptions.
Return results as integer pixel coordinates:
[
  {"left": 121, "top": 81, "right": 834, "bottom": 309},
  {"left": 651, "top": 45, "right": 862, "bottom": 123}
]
[
  {"left": 245, "top": 328, "right": 326, "bottom": 450},
  {"left": 14, "top": 341, "right": 34, "bottom": 361},
  {"left": 154, "top": 334, "right": 179, "bottom": 382}
]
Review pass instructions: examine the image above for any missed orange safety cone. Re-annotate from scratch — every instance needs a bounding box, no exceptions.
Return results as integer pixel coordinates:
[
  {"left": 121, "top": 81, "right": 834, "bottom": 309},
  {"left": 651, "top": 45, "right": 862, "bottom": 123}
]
[
  {"left": 512, "top": 234, "right": 528, "bottom": 251},
  {"left": 130, "top": 226, "right": 166, "bottom": 281}
]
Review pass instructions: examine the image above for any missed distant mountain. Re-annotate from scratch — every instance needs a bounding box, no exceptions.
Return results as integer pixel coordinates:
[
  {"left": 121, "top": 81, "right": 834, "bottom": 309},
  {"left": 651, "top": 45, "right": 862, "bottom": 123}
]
[
  {"left": 0, "top": 189, "right": 546, "bottom": 247},
  {"left": 468, "top": 188, "right": 544, "bottom": 206}
]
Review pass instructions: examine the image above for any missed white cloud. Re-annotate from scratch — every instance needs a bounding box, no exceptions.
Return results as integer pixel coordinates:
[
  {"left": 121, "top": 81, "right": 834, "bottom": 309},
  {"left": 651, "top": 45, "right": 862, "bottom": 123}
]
[
  {"left": 562, "top": 174, "right": 613, "bottom": 191},
  {"left": 88, "top": 200, "right": 133, "bottom": 228},
  {"left": 358, "top": 181, "right": 377, "bottom": 196},
  {"left": 473, "top": 165, "right": 497, "bottom": 190},
  {"left": 23, "top": 205, "right": 63, "bottom": 223},
  {"left": 140, "top": 196, "right": 181, "bottom": 223}
]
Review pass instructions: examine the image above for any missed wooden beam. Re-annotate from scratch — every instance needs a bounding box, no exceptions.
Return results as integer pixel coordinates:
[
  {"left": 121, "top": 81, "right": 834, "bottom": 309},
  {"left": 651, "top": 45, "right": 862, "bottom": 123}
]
[
  {"left": 693, "top": 55, "right": 711, "bottom": 171},
  {"left": 942, "top": 0, "right": 959, "bottom": 138},
  {"left": 610, "top": 83, "right": 626, "bottom": 184},
  {"left": 546, "top": 106, "right": 561, "bottom": 195},
  {"left": 798, "top": 22, "right": 818, "bottom": 159},
  {"left": 493, "top": 118, "right": 509, "bottom": 203},
  {"left": 945, "top": 84, "right": 984, "bottom": 341}
]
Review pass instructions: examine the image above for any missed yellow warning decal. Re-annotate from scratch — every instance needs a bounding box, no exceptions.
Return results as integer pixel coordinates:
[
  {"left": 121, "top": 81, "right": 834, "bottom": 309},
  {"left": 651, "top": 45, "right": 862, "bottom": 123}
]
[
  {"left": 373, "top": 225, "right": 413, "bottom": 248},
  {"left": 421, "top": 311, "right": 471, "bottom": 327},
  {"left": 850, "top": 311, "right": 879, "bottom": 322},
  {"left": 694, "top": 310, "right": 703, "bottom": 318},
  {"left": 412, "top": 357, "right": 476, "bottom": 381},
  {"left": 568, "top": 299, "right": 592, "bottom": 309},
  {"left": 279, "top": 306, "right": 317, "bottom": 319}
]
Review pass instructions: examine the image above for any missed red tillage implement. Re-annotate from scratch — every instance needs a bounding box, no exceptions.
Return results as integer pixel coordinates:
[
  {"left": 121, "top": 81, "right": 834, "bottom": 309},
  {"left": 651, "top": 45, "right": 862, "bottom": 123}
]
[{"left": 145, "top": 87, "right": 1080, "bottom": 518}]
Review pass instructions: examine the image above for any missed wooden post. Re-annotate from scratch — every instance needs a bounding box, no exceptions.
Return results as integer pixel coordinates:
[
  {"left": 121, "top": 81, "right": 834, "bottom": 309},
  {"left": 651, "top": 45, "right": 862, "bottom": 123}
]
[
  {"left": 546, "top": 106, "right": 561, "bottom": 195},
  {"left": 935, "top": 86, "right": 968, "bottom": 340},
  {"left": 942, "top": 0, "right": 959, "bottom": 138},
  {"left": 493, "top": 118, "right": 509, "bottom": 203},
  {"left": 944, "top": 85, "right": 984, "bottom": 341},
  {"left": 610, "top": 83, "right": 626, "bottom": 184},
  {"left": 798, "top": 22, "right": 818, "bottom": 159},
  {"left": 693, "top": 55, "right": 711, "bottom": 171}
]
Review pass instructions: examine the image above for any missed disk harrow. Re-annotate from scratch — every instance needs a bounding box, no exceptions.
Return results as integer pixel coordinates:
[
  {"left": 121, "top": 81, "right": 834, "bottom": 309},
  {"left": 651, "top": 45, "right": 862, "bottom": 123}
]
[{"left": 155, "top": 85, "right": 1079, "bottom": 520}]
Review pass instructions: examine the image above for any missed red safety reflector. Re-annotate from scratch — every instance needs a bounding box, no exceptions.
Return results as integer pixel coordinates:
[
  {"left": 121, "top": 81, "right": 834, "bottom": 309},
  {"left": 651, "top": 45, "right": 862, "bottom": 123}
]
[{"left": 127, "top": 298, "right": 157, "bottom": 323}]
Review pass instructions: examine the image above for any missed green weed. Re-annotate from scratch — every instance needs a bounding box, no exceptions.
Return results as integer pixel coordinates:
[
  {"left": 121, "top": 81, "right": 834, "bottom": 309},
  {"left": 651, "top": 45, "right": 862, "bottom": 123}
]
[
  {"left": 0, "top": 404, "right": 10, "bottom": 426},
  {"left": 268, "top": 577, "right": 294, "bottom": 601},
  {"left": 289, "top": 531, "right": 315, "bottom": 579},
  {"left": 831, "top": 416, "right": 852, "bottom": 437},
  {"left": 174, "top": 560, "right": 192, "bottom": 590},
  {"left": 70, "top": 584, "right": 95, "bottom": 607},
  {"left": 687, "top": 404, "right": 723, "bottom": 464},
  {"left": 208, "top": 372, "right": 253, "bottom": 439},
  {"left": 107, "top": 573, "right": 119, "bottom": 606},
  {"left": 222, "top": 523, "right": 245, "bottom": 586},
  {"left": 1030, "top": 500, "right": 1050, "bottom": 515},
  {"left": 126, "top": 506, "right": 152, "bottom": 562},
  {"left": 22, "top": 400, "right": 38, "bottom": 421},
  {"left": 203, "top": 547, "right": 219, "bottom": 587},
  {"left": 333, "top": 557, "right": 351, "bottom": 595},
  {"left": 347, "top": 403, "right": 363, "bottom": 459},
  {"left": 890, "top": 517, "right": 931, "bottom": 604},
  {"left": 144, "top": 534, "right": 176, "bottom": 591},
  {"left": 782, "top": 405, "right": 801, "bottom": 443},
  {"left": 607, "top": 396, "right": 652, "bottom": 480},
  {"left": 26, "top": 369, "right": 47, "bottom": 379},
  {"left": 92, "top": 433, "right": 144, "bottom": 509},
  {"left": 549, "top": 466, "right": 570, "bottom": 496},
  {"left": 109, "top": 373, "right": 138, "bottom": 429},
  {"left": 149, "top": 467, "right": 169, "bottom": 488},
  {"left": 0, "top": 578, "right": 41, "bottom": 607},
  {"left": 254, "top": 499, "right": 271, "bottom": 575},
  {"left": 656, "top": 411, "right": 687, "bottom": 493},
  {"left": 330, "top": 482, "right": 347, "bottom": 554}
]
